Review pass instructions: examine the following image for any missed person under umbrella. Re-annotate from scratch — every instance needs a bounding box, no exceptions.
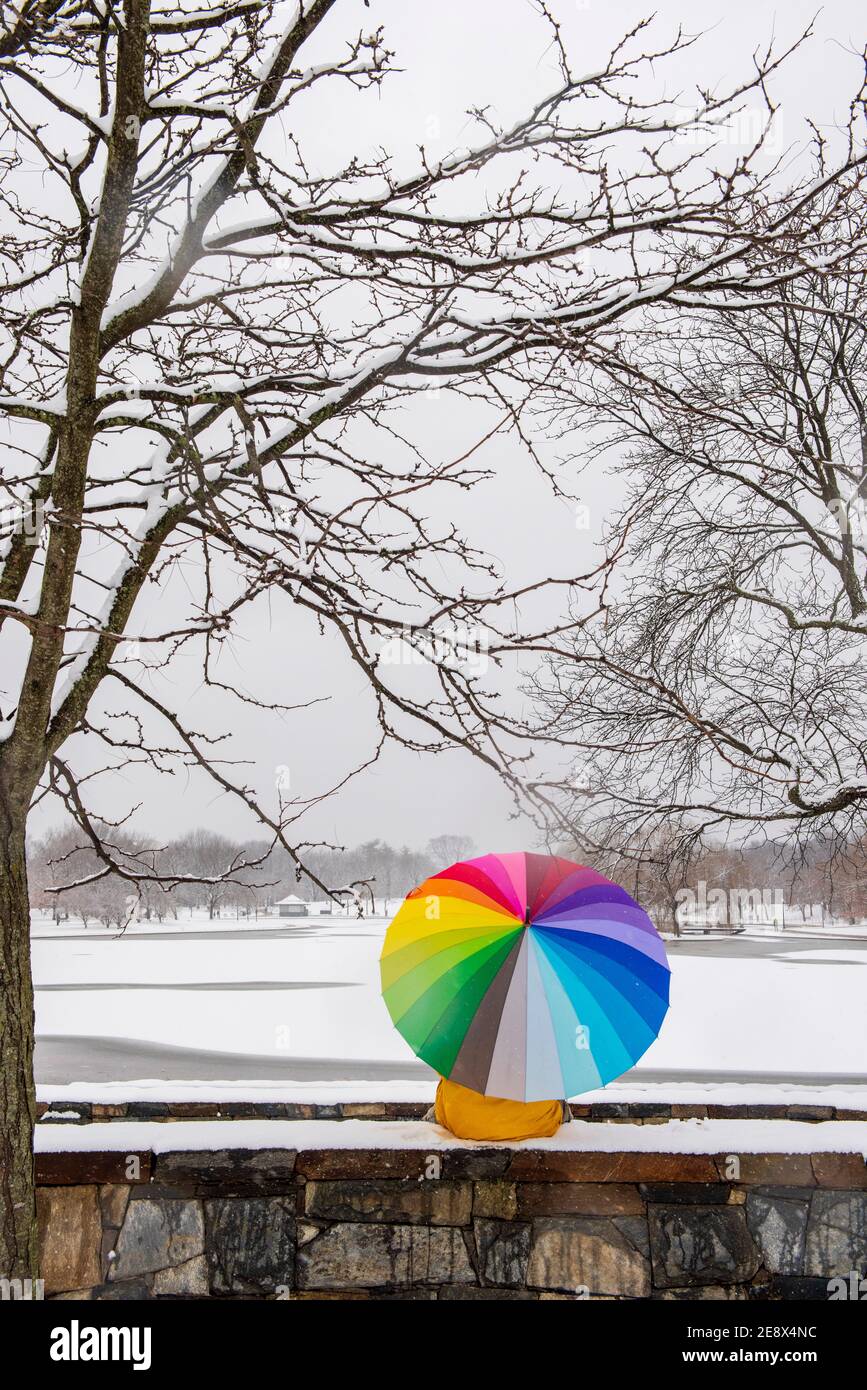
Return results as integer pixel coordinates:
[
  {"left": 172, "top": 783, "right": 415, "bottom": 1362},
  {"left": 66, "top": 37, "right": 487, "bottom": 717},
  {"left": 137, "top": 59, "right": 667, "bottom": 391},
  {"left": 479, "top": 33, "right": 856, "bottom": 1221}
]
[
  {"left": 382, "top": 852, "right": 670, "bottom": 1140},
  {"left": 423, "top": 1074, "right": 569, "bottom": 1141}
]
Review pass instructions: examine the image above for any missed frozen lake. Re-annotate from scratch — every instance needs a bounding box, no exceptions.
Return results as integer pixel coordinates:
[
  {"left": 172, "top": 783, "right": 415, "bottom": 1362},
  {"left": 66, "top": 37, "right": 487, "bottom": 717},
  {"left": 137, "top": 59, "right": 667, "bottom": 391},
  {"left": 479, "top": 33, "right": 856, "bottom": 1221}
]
[{"left": 31, "top": 914, "right": 867, "bottom": 1104}]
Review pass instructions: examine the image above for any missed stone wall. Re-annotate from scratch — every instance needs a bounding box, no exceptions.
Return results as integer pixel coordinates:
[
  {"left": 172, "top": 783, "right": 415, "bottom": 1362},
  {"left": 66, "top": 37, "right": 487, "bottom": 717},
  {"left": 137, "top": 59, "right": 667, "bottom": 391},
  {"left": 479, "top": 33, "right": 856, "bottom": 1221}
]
[
  {"left": 37, "top": 1099, "right": 864, "bottom": 1123},
  {"left": 36, "top": 1144, "right": 867, "bottom": 1300}
]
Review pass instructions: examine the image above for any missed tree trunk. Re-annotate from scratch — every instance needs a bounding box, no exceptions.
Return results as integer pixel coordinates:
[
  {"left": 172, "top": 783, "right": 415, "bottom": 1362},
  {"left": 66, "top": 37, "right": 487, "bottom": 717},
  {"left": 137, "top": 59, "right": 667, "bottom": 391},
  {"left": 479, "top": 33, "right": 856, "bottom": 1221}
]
[
  {"left": 668, "top": 892, "right": 681, "bottom": 938},
  {"left": 0, "top": 809, "right": 38, "bottom": 1279}
]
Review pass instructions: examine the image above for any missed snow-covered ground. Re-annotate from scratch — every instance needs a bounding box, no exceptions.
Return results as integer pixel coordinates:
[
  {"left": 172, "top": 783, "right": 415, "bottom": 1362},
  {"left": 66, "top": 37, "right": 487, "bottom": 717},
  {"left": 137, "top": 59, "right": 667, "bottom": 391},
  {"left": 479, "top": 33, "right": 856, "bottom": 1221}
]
[
  {"left": 32, "top": 912, "right": 867, "bottom": 1108},
  {"left": 34, "top": 1117, "right": 867, "bottom": 1156}
]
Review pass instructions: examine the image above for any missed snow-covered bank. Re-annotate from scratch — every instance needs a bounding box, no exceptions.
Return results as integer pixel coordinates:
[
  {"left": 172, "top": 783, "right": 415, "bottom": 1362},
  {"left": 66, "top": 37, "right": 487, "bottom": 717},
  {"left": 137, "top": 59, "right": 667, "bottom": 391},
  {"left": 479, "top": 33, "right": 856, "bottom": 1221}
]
[
  {"left": 34, "top": 1116, "right": 867, "bottom": 1156},
  {"left": 36, "top": 1076, "right": 867, "bottom": 1111}
]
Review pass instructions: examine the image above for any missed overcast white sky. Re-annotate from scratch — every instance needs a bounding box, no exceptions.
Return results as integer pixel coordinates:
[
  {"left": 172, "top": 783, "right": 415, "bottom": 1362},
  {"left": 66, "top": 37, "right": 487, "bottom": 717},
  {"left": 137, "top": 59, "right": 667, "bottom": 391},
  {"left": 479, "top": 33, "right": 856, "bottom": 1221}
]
[{"left": 31, "top": 0, "right": 867, "bottom": 855}]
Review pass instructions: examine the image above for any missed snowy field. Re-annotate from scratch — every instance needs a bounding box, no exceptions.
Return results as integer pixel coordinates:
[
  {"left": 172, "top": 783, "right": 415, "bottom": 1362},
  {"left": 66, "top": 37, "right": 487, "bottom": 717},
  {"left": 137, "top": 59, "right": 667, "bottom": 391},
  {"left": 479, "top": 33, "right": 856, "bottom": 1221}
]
[{"left": 32, "top": 912, "right": 867, "bottom": 1108}]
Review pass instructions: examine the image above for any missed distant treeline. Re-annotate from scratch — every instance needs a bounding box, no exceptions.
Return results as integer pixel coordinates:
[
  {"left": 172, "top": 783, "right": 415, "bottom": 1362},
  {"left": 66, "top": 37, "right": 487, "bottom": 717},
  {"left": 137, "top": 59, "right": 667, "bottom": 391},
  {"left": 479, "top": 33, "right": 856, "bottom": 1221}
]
[
  {"left": 27, "top": 828, "right": 477, "bottom": 926},
  {"left": 27, "top": 824, "right": 865, "bottom": 930},
  {"left": 574, "top": 831, "right": 866, "bottom": 933}
]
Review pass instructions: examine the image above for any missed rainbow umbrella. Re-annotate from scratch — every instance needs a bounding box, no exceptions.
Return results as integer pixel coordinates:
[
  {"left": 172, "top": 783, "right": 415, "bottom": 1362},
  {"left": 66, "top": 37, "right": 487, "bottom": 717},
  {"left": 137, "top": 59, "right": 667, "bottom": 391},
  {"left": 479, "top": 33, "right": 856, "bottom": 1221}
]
[{"left": 380, "top": 852, "right": 670, "bottom": 1102}]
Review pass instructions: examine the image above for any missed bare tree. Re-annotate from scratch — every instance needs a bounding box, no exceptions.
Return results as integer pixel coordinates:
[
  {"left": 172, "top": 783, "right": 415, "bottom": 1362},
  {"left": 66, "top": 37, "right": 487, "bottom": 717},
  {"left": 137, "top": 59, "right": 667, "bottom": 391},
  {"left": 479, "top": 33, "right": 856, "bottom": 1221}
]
[
  {"left": 532, "top": 179, "right": 867, "bottom": 865},
  {"left": 426, "top": 833, "right": 475, "bottom": 866},
  {"left": 0, "top": 0, "right": 863, "bottom": 1274},
  {"left": 169, "top": 830, "right": 261, "bottom": 918}
]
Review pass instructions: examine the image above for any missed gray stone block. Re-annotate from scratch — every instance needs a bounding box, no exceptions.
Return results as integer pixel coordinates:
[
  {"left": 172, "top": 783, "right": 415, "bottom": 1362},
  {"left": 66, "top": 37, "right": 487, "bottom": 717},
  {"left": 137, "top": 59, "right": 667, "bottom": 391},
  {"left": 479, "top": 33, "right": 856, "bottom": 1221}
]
[
  {"left": 649, "top": 1205, "right": 761, "bottom": 1288},
  {"left": 153, "top": 1255, "right": 210, "bottom": 1297},
  {"left": 111, "top": 1199, "right": 204, "bottom": 1280},
  {"left": 527, "top": 1216, "right": 651, "bottom": 1297},
  {"left": 154, "top": 1148, "right": 297, "bottom": 1196},
  {"left": 305, "top": 1179, "right": 471, "bottom": 1226},
  {"left": 745, "top": 1192, "right": 808, "bottom": 1275},
  {"left": 297, "top": 1222, "right": 476, "bottom": 1290},
  {"left": 205, "top": 1197, "right": 295, "bottom": 1295},
  {"left": 805, "top": 1191, "right": 867, "bottom": 1277},
  {"left": 475, "top": 1219, "right": 531, "bottom": 1287}
]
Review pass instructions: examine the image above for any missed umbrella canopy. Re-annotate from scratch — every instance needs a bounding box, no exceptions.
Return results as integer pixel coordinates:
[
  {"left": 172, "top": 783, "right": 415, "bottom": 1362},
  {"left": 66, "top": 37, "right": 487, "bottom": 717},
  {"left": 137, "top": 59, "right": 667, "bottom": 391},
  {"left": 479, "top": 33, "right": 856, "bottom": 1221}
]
[{"left": 380, "top": 852, "right": 670, "bottom": 1102}]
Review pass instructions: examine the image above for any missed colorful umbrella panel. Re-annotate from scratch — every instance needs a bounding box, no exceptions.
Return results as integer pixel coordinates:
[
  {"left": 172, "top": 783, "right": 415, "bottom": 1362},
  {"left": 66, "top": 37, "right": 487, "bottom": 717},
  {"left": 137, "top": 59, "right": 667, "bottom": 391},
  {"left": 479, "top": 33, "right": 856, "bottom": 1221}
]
[{"left": 380, "top": 852, "right": 671, "bottom": 1102}]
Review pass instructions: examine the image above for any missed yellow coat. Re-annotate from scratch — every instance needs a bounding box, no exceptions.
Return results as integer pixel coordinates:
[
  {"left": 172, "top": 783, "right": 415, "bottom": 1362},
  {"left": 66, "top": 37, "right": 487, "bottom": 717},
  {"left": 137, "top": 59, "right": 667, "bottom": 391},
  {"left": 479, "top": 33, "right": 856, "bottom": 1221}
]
[{"left": 434, "top": 1077, "right": 565, "bottom": 1141}]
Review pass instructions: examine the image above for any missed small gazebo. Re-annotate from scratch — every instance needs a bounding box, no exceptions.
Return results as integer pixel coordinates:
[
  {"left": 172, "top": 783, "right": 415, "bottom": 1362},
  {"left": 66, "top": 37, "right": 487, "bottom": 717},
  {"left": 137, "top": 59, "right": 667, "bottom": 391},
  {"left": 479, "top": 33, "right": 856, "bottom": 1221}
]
[{"left": 275, "top": 894, "right": 309, "bottom": 919}]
